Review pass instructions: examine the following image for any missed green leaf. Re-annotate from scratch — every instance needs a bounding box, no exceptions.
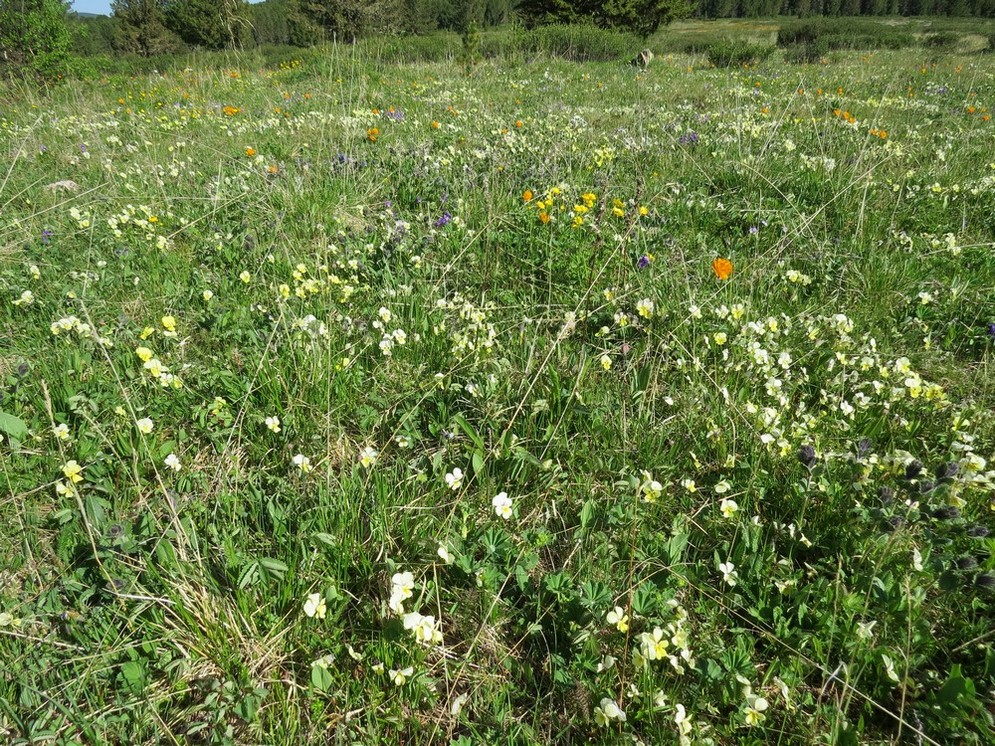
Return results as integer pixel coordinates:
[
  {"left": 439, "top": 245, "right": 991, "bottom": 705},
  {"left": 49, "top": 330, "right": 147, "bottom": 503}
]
[
  {"left": 631, "top": 584, "right": 657, "bottom": 616},
  {"left": 0, "top": 412, "right": 27, "bottom": 448},
  {"left": 313, "top": 533, "right": 338, "bottom": 548},
  {"left": 579, "top": 499, "right": 596, "bottom": 530},
  {"left": 453, "top": 413, "right": 484, "bottom": 451},
  {"left": 936, "top": 665, "right": 975, "bottom": 705},
  {"left": 119, "top": 661, "right": 147, "bottom": 694},
  {"left": 258, "top": 557, "right": 289, "bottom": 582},
  {"left": 311, "top": 664, "right": 335, "bottom": 692}
]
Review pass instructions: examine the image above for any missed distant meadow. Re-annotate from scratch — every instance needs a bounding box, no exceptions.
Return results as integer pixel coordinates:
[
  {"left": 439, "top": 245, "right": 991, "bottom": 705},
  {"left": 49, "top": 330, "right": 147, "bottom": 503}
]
[{"left": 2, "top": 16, "right": 995, "bottom": 745}]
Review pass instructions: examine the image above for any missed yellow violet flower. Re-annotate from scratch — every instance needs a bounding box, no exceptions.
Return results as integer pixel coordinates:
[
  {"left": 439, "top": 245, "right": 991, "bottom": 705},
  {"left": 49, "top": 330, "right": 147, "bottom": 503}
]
[{"left": 62, "top": 460, "right": 84, "bottom": 484}]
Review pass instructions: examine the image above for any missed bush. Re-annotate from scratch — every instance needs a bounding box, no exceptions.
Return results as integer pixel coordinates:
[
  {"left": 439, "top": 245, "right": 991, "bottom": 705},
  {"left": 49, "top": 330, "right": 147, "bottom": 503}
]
[
  {"left": 705, "top": 39, "right": 774, "bottom": 68},
  {"left": 777, "top": 18, "right": 916, "bottom": 52},
  {"left": 360, "top": 24, "right": 641, "bottom": 64},
  {"left": 923, "top": 31, "right": 961, "bottom": 50},
  {"left": 526, "top": 23, "right": 641, "bottom": 62},
  {"left": 782, "top": 41, "right": 823, "bottom": 63},
  {"left": 362, "top": 32, "right": 459, "bottom": 63}
]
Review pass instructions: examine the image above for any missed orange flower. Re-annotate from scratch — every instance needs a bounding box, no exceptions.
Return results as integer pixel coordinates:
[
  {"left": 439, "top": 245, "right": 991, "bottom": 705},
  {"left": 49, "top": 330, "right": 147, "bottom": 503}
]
[
  {"left": 245, "top": 147, "right": 256, "bottom": 157},
  {"left": 515, "top": 120, "right": 523, "bottom": 128},
  {"left": 367, "top": 127, "right": 380, "bottom": 143},
  {"left": 538, "top": 212, "right": 550, "bottom": 224},
  {"left": 431, "top": 121, "right": 440, "bottom": 129},
  {"left": 523, "top": 189, "right": 533, "bottom": 202},
  {"left": 711, "top": 257, "right": 733, "bottom": 281}
]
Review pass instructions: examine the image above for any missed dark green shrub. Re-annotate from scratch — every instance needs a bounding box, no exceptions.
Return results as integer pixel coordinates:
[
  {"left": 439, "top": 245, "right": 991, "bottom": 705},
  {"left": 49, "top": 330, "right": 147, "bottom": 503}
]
[
  {"left": 705, "top": 39, "right": 774, "bottom": 68},
  {"left": 527, "top": 23, "right": 641, "bottom": 62},
  {"left": 923, "top": 31, "right": 961, "bottom": 50},
  {"left": 777, "top": 18, "right": 916, "bottom": 52},
  {"left": 363, "top": 33, "right": 459, "bottom": 63}
]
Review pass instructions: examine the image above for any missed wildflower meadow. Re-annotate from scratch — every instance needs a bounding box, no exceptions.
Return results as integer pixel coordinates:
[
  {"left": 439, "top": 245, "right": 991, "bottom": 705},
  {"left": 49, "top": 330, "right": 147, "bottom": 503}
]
[{"left": 2, "top": 27, "right": 995, "bottom": 745}]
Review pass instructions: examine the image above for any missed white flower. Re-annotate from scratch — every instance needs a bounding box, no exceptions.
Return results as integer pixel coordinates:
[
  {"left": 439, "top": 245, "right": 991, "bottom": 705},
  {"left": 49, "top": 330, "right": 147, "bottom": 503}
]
[
  {"left": 594, "top": 697, "right": 626, "bottom": 726},
  {"left": 12, "top": 290, "right": 34, "bottom": 306},
  {"left": 882, "top": 653, "right": 901, "bottom": 683},
  {"left": 674, "top": 704, "right": 692, "bottom": 736},
  {"left": 293, "top": 453, "right": 312, "bottom": 473},
  {"left": 445, "top": 467, "right": 464, "bottom": 490},
  {"left": 303, "top": 592, "right": 326, "bottom": 619},
  {"left": 402, "top": 611, "right": 443, "bottom": 645},
  {"left": 714, "top": 479, "right": 732, "bottom": 494},
  {"left": 164, "top": 453, "right": 181, "bottom": 472},
  {"left": 719, "top": 498, "right": 739, "bottom": 519},
  {"left": 856, "top": 620, "right": 877, "bottom": 640},
  {"left": 606, "top": 606, "right": 629, "bottom": 632},
  {"left": 389, "top": 666, "right": 413, "bottom": 686},
  {"left": 437, "top": 544, "right": 454, "bottom": 564},
  {"left": 389, "top": 571, "right": 415, "bottom": 614},
  {"left": 596, "top": 655, "right": 616, "bottom": 672},
  {"left": 492, "top": 491, "right": 513, "bottom": 519},
  {"left": 744, "top": 694, "right": 768, "bottom": 726},
  {"left": 640, "top": 470, "right": 663, "bottom": 502},
  {"left": 239, "top": 270, "right": 251, "bottom": 284},
  {"left": 136, "top": 417, "right": 154, "bottom": 434},
  {"left": 202, "top": 289, "right": 214, "bottom": 302},
  {"left": 53, "top": 423, "right": 70, "bottom": 441},
  {"left": 638, "top": 627, "right": 669, "bottom": 661},
  {"left": 719, "top": 561, "right": 738, "bottom": 587},
  {"left": 635, "top": 298, "right": 654, "bottom": 319},
  {"left": 360, "top": 446, "right": 378, "bottom": 468},
  {"left": 265, "top": 416, "right": 281, "bottom": 433}
]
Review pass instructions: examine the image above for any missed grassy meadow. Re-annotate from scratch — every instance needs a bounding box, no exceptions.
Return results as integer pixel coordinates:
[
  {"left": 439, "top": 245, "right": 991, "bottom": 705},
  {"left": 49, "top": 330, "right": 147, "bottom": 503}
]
[{"left": 2, "top": 18, "right": 995, "bottom": 745}]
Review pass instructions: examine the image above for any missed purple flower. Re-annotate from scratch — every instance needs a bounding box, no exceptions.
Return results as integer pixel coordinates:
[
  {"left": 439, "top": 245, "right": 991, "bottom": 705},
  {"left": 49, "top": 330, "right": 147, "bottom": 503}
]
[
  {"left": 385, "top": 108, "right": 405, "bottom": 122},
  {"left": 637, "top": 255, "right": 651, "bottom": 269},
  {"left": 678, "top": 131, "right": 699, "bottom": 146},
  {"left": 434, "top": 211, "right": 452, "bottom": 229},
  {"left": 748, "top": 225, "right": 759, "bottom": 235},
  {"left": 41, "top": 229, "right": 52, "bottom": 244},
  {"left": 987, "top": 322, "right": 995, "bottom": 339}
]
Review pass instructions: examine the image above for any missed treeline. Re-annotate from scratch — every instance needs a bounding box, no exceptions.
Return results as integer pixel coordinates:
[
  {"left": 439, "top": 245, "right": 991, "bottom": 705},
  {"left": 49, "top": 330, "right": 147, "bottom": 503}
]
[
  {"left": 2, "top": 0, "right": 994, "bottom": 82},
  {"left": 698, "top": 0, "right": 995, "bottom": 18},
  {"left": 71, "top": 0, "right": 520, "bottom": 57},
  {"left": 65, "top": 0, "right": 995, "bottom": 60}
]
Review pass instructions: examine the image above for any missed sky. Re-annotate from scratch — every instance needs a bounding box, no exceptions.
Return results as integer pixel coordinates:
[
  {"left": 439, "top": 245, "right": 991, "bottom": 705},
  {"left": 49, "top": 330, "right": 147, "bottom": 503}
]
[
  {"left": 71, "top": 0, "right": 264, "bottom": 16},
  {"left": 72, "top": 0, "right": 112, "bottom": 13}
]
